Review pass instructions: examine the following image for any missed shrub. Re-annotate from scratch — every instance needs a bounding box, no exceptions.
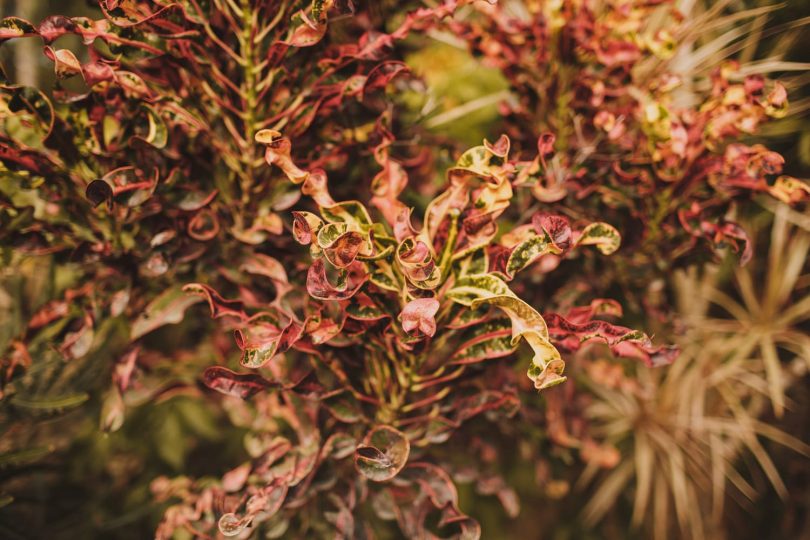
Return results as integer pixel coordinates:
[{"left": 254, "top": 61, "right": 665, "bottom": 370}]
[
  {"left": 152, "top": 130, "right": 674, "bottom": 536},
  {"left": 444, "top": 1, "right": 808, "bottom": 298},
  {"left": 0, "top": 1, "right": 807, "bottom": 538},
  {"left": 0, "top": 0, "right": 451, "bottom": 535},
  {"left": 0, "top": 0, "right": 428, "bottom": 432}
]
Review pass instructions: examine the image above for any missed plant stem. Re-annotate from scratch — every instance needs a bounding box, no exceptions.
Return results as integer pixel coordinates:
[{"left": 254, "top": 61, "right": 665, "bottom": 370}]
[{"left": 240, "top": 0, "right": 258, "bottom": 204}]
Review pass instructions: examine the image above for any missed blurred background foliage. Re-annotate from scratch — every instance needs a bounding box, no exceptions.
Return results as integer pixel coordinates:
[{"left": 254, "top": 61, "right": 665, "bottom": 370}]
[{"left": 0, "top": 0, "right": 809, "bottom": 539}]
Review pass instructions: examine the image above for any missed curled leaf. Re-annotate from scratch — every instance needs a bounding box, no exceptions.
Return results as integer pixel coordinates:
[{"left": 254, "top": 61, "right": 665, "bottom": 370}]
[
  {"left": 86, "top": 179, "right": 114, "bottom": 207},
  {"left": 396, "top": 463, "right": 482, "bottom": 540},
  {"left": 237, "top": 318, "right": 304, "bottom": 369},
  {"left": 574, "top": 222, "right": 621, "bottom": 255},
  {"left": 292, "top": 211, "right": 323, "bottom": 245},
  {"left": 255, "top": 129, "right": 281, "bottom": 144},
  {"left": 183, "top": 283, "right": 244, "bottom": 319},
  {"left": 188, "top": 208, "right": 220, "bottom": 241},
  {"left": 37, "top": 15, "right": 76, "bottom": 43},
  {"left": 285, "top": 10, "right": 327, "bottom": 47},
  {"left": 769, "top": 176, "right": 810, "bottom": 204},
  {"left": 262, "top": 136, "right": 309, "bottom": 184},
  {"left": 202, "top": 366, "right": 276, "bottom": 399},
  {"left": 0, "top": 17, "right": 36, "bottom": 40},
  {"left": 399, "top": 297, "right": 440, "bottom": 337},
  {"left": 318, "top": 225, "right": 365, "bottom": 268},
  {"left": 218, "top": 513, "right": 251, "bottom": 537},
  {"left": 544, "top": 313, "right": 678, "bottom": 367},
  {"left": 355, "top": 426, "right": 410, "bottom": 482},
  {"left": 306, "top": 259, "right": 366, "bottom": 301},
  {"left": 448, "top": 274, "right": 565, "bottom": 390},
  {"left": 396, "top": 238, "right": 440, "bottom": 289},
  {"left": 762, "top": 82, "right": 788, "bottom": 118},
  {"left": 240, "top": 253, "right": 292, "bottom": 303},
  {"left": 504, "top": 231, "right": 561, "bottom": 279},
  {"left": 43, "top": 47, "right": 82, "bottom": 78}
]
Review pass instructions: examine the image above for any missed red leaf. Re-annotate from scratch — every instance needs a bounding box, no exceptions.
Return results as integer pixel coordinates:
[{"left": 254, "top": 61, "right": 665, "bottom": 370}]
[
  {"left": 187, "top": 208, "right": 220, "bottom": 241},
  {"left": 544, "top": 312, "right": 679, "bottom": 367},
  {"left": 306, "top": 259, "right": 366, "bottom": 301},
  {"left": 399, "top": 298, "right": 440, "bottom": 338},
  {"left": 183, "top": 283, "right": 245, "bottom": 319},
  {"left": 202, "top": 366, "right": 276, "bottom": 399},
  {"left": 37, "top": 16, "right": 77, "bottom": 43}
]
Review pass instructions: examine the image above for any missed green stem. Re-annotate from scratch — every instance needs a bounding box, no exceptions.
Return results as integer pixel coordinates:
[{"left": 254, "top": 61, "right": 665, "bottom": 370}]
[{"left": 240, "top": 0, "right": 258, "bottom": 204}]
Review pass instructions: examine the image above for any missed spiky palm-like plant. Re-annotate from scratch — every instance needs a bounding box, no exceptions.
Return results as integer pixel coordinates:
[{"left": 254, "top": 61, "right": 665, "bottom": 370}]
[{"left": 579, "top": 204, "right": 810, "bottom": 540}]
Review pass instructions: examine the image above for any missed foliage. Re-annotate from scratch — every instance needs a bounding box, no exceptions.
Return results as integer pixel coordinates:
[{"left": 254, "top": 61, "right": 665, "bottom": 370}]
[
  {"left": 440, "top": 0, "right": 809, "bottom": 310},
  {"left": 577, "top": 205, "right": 810, "bottom": 540},
  {"left": 148, "top": 127, "right": 680, "bottom": 537},
  {"left": 0, "top": 0, "right": 451, "bottom": 535},
  {"left": 0, "top": 0, "right": 808, "bottom": 539}
]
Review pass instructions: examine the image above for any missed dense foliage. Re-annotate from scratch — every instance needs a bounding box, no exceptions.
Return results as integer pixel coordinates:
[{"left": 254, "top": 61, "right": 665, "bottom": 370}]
[
  {"left": 0, "top": 1, "right": 808, "bottom": 539},
  {"left": 447, "top": 1, "right": 807, "bottom": 292}
]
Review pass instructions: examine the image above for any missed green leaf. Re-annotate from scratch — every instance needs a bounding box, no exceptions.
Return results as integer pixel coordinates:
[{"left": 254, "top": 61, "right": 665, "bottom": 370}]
[
  {"left": 10, "top": 392, "right": 89, "bottom": 413},
  {"left": 131, "top": 286, "right": 204, "bottom": 339},
  {"left": 134, "top": 105, "right": 168, "bottom": 149},
  {"left": 454, "top": 248, "right": 489, "bottom": 277},
  {"left": 1, "top": 85, "right": 55, "bottom": 142},
  {"left": 505, "top": 232, "right": 561, "bottom": 278},
  {"left": 0, "top": 17, "right": 37, "bottom": 39},
  {"left": 369, "top": 269, "right": 399, "bottom": 292},
  {"left": 575, "top": 222, "right": 621, "bottom": 255},
  {"left": 0, "top": 447, "right": 54, "bottom": 468},
  {"left": 320, "top": 201, "right": 373, "bottom": 229},
  {"left": 451, "top": 319, "right": 517, "bottom": 364},
  {"left": 448, "top": 274, "right": 565, "bottom": 390},
  {"left": 446, "top": 274, "right": 511, "bottom": 306},
  {"left": 346, "top": 294, "right": 387, "bottom": 321}
]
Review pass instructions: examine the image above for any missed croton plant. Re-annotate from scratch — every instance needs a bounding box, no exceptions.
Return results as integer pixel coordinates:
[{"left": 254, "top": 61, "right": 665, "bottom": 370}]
[
  {"left": 0, "top": 0, "right": 447, "bottom": 421},
  {"left": 435, "top": 0, "right": 810, "bottom": 476},
  {"left": 446, "top": 0, "right": 809, "bottom": 288},
  {"left": 154, "top": 124, "right": 681, "bottom": 537},
  {"left": 0, "top": 0, "right": 807, "bottom": 538}
]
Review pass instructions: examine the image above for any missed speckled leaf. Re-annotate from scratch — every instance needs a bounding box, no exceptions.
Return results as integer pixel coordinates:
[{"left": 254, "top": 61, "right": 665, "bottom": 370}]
[
  {"left": 450, "top": 320, "right": 516, "bottom": 364},
  {"left": 574, "top": 222, "right": 621, "bottom": 255},
  {"left": 769, "top": 176, "right": 810, "bottom": 204},
  {"left": 43, "top": 47, "right": 82, "bottom": 78},
  {"left": 237, "top": 319, "right": 304, "bottom": 369},
  {"left": 306, "top": 259, "right": 366, "bottom": 301},
  {"left": 345, "top": 293, "right": 387, "bottom": 321},
  {"left": 320, "top": 201, "right": 373, "bottom": 229},
  {"left": 0, "top": 17, "right": 36, "bottom": 40},
  {"left": 292, "top": 211, "right": 323, "bottom": 245},
  {"left": 505, "top": 232, "right": 561, "bottom": 279},
  {"left": 448, "top": 275, "right": 565, "bottom": 390}
]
